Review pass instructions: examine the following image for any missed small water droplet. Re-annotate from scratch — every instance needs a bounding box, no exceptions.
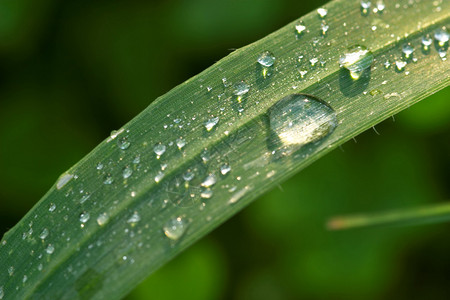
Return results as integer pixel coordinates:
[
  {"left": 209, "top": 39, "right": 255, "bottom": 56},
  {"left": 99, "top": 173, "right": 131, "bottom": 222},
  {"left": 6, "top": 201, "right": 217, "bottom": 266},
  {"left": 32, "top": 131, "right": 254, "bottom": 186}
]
[
  {"left": 205, "top": 117, "right": 219, "bottom": 131},
  {"left": 339, "top": 45, "right": 374, "bottom": 80},
  {"left": 434, "top": 27, "right": 449, "bottom": 47},
  {"left": 122, "top": 166, "right": 133, "bottom": 179},
  {"left": 298, "top": 69, "right": 308, "bottom": 78},
  {"left": 395, "top": 60, "right": 407, "bottom": 71},
  {"left": 38, "top": 263, "right": 43, "bottom": 271},
  {"left": 103, "top": 175, "right": 114, "bottom": 185},
  {"left": 79, "top": 211, "right": 90, "bottom": 224},
  {"left": 154, "top": 143, "right": 166, "bottom": 158},
  {"left": 183, "top": 170, "right": 195, "bottom": 181},
  {"left": 96, "top": 162, "right": 104, "bottom": 170},
  {"left": 39, "top": 228, "right": 49, "bottom": 240},
  {"left": 49, "top": 203, "right": 56, "bottom": 212},
  {"left": 56, "top": 173, "right": 74, "bottom": 190},
  {"left": 317, "top": 8, "right": 328, "bottom": 18},
  {"left": 374, "top": 0, "right": 385, "bottom": 13},
  {"left": 176, "top": 137, "right": 186, "bottom": 149},
  {"left": 109, "top": 129, "right": 123, "bottom": 140},
  {"left": 133, "top": 155, "right": 141, "bottom": 164},
  {"left": 295, "top": 22, "right": 306, "bottom": 35},
  {"left": 310, "top": 57, "right": 319, "bottom": 67},
  {"left": 8, "top": 266, "right": 14, "bottom": 276},
  {"left": 46, "top": 244, "right": 55, "bottom": 254},
  {"left": 384, "top": 60, "right": 391, "bottom": 69},
  {"left": 117, "top": 136, "right": 131, "bottom": 150},
  {"left": 163, "top": 216, "right": 187, "bottom": 241},
  {"left": 220, "top": 164, "right": 231, "bottom": 175},
  {"left": 269, "top": 94, "right": 337, "bottom": 147},
  {"left": 97, "top": 213, "right": 109, "bottom": 226},
  {"left": 402, "top": 43, "right": 414, "bottom": 59},
  {"left": 257, "top": 51, "right": 276, "bottom": 67},
  {"left": 22, "top": 275, "right": 27, "bottom": 283},
  {"left": 127, "top": 212, "right": 140, "bottom": 225},
  {"left": 222, "top": 77, "right": 230, "bottom": 88},
  {"left": 201, "top": 173, "right": 217, "bottom": 188}
]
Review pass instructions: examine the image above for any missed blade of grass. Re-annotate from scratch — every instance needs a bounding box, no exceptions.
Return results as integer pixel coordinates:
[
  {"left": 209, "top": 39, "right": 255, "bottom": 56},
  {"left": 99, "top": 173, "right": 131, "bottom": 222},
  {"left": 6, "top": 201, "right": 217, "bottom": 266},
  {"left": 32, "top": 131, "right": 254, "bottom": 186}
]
[
  {"left": 327, "top": 202, "right": 450, "bottom": 230},
  {"left": 0, "top": 0, "right": 449, "bottom": 299}
]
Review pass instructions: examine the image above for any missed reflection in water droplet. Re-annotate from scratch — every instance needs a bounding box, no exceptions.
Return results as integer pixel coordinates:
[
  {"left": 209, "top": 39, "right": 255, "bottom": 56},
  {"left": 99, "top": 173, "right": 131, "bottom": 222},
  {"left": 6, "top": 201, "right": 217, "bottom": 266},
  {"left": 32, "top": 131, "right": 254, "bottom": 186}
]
[
  {"left": 395, "top": 60, "right": 407, "bottom": 71},
  {"left": 163, "top": 217, "right": 187, "bottom": 240},
  {"left": 46, "top": 244, "right": 55, "bottom": 254},
  {"left": 317, "top": 8, "right": 328, "bottom": 18},
  {"left": 233, "top": 81, "right": 250, "bottom": 96},
  {"left": 200, "top": 188, "right": 213, "bottom": 199},
  {"left": 97, "top": 213, "right": 109, "bottom": 226},
  {"left": 117, "top": 136, "right": 131, "bottom": 150},
  {"left": 434, "top": 27, "right": 449, "bottom": 47},
  {"left": 374, "top": 0, "right": 385, "bottom": 13},
  {"left": 56, "top": 173, "right": 74, "bottom": 190},
  {"left": 269, "top": 94, "right": 337, "bottom": 147},
  {"left": 39, "top": 228, "right": 49, "bottom": 239},
  {"left": 205, "top": 117, "right": 219, "bottom": 131},
  {"left": 360, "top": 0, "right": 371, "bottom": 15},
  {"left": 384, "top": 60, "right": 391, "bottom": 69},
  {"left": 257, "top": 51, "right": 276, "bottom": 67},
  {"left": 339, "top": 45, "right": 373, "bottom": 80}
]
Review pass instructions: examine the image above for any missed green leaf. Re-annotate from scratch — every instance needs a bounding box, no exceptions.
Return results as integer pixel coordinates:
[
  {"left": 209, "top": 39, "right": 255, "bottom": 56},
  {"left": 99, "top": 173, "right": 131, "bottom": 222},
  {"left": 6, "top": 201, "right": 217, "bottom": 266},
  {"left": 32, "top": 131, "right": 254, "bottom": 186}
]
[{"left": 1, "top": 0, "right": 449, "bottom": 299}]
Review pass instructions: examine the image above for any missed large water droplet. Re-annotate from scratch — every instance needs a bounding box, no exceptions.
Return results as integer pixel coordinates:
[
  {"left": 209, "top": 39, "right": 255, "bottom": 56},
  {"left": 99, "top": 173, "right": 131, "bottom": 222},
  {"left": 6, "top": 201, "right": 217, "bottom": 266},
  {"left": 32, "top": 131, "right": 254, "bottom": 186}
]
[
  {"left": 122, "top": 166, "right": 133, "bottom": 179},
  {"left": 339, "top": 45, "right": 373, "bottom": 80},
  {"left": 257, "top": 51, "right": 276, "bottom": 67},
  {"left": 295, "top": 22, "right": 306, "bottom": 35},
  {"left": 269, "top": 94, "right": 337, "bottom": 147},
  {"left": 97, "top": 213, "right": 109, "bottom": 226},
  {"left": 421, "top": 34, "right": 433, "bottom": 51},
  {"left": 79, "top": 211, "right": 90, "bottom": 224},
  {"left": 163, "top": 217, "right": 187, "bottom": 240},
  {"left": 220, "top": 164, "right": 231, "bottom": 175},
  {"left": 201, "top": 173, "right": 217, "bottom": 188},
  {"left": 56, "top": 173, "right": 74, "bottom": 190},
  {"left": 233, "top": 81, "right": 250, "bottom": 96},
  {"left": 46, "top": 244, "right": 55, "bottom": 254},
  {"left": 117, "top": 136, "right": 131, "bottom": 150},
  {"left": 154, "top": 143, "right": 166, "bottom": 158},
  {"left": 205, "top": 117, "right": 219, "bottom": 131},
  {"left": 402, "top": 43, "right": 414, "bottom": 59},
  {"left": 176, "top": 137, "right": 186, "bottom": 149},
  {"left": 434, "top": 27, "right": 449, "bottom": 47},
  {"left": 317, "top": 8, "right": 328, "bottom": 18},
  {"left": 39, "top": 228, "right": 49, "bottom": 240}
]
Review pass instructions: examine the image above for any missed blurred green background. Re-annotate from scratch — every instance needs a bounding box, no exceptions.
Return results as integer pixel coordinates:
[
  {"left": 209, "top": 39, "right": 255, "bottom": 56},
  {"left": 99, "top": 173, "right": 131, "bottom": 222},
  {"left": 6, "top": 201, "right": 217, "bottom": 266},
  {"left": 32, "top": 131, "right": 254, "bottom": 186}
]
[{"left": 0, "top": 0, "right": 449, "bottom": 299}]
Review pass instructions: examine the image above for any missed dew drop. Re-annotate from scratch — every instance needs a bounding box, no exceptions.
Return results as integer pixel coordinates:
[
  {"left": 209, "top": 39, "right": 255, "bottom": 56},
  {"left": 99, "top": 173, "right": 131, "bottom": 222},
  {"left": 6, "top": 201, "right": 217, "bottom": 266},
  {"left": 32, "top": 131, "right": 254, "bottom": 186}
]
[
  {"left": 96, "top": 162, "right": 104, "bottom": 170},
  {"left": 39, "top": 228, "right": 49, "bottom": 240},
  {"left": 339, "top": 45, "right": 374, "bottom": 80},
  {"left": 438, "top": 48, "right": 447, "bottom": 61},
  {"left": 421, "top": 34, "right": 432, "bottom": 51},
  {"left": 402, "top": 43, "right": 414, "bottom": 59},
  {"left": 117, "top": 136, "right": 131, "bottom": 150},
  {"left": 46, "top": 244, "right": 55, "bottom": 254},
  {"left": 23, "top": 275, "right": 27, "bottom": 283},
  {"left": 97, "top": 213, "right": 109, "bottom": 226},
  {"left": 183, "top": 170, "right": 195, "bottom": 181},
  {"left": 269, "top": 94, "right": 337, "bottom": 147},
  {"left": 79, "top": 211, "right": 90, "bottom": 224},
  {"left": 257, "top": 51, "right": 276, "bottom": 67},
  {"left": 360, "top": 0, "right": 371, "bottom": 15},
  {"left": 109, "top": 129, "right": 123, "bottom": 140},
  {"left": 127, "top": 212, "right": 141, "bottom": 225},
  {"left": 298, "top": 69, "right": 308, "bottom": 78},
  {"left": 56, "top": 173, "right": 74, "bottom": 190},
  {"left": 220, "top": 164, "right": 231, "bottom": 175},
  {"left": 122, "top": 166, "right": 133, "bottom": 179},
  {"left": 295, "top": 22, "right": 306, "bottom": 35},
  {"left": 0, "top": 286, "right": 3, "bottom": 299},
  {"left": 233, "top": 81, "right": 250, "bottom": 96},
  {"left": 154, "top": 143, "right": 166, "bottom": 158},
  {"left": 103, "top": 175, "right": 114, "bottom": 185},
  {"left": 201, "top": 173, "right": 217, "bottom": 188},
  {"left": 163, "top": 217, "right": 187, "bottom": 240},
  {"left": 49, "top": 203, "right": 56, "bottom": 212},
  {"left": 383, "top": 60, "right": 391, "bottom": 69},
  {"left": 200, "top": 188, "right": 213, "bottom": 199},
  {"left": 395, "top": 60, "right": 407, "bottom": 71},
  {"left": 154, "top": 171, "right": 165, "bottom": 183},
  {"left": 310, "top": 57, "right": 319, "bottom": 67},
  {"left": 434, "top": 27, "right": 449, "bottom": 47},
  {"left": 375, "top": 0, "right": 385, "bottom": 13},
  {"left": 320, "top": 22, "right": 329, "bottom": 36},
  {"left": 205, "top": 117, "right": 219, "bottom": 131},
  {"left": 317, "top": 8, "right": 328, "bottom": 18},
  {"left": 8, "top": 266, "right": 14, "bottom": 276},
  {"left": 176, "top": 137, "right": 186, "bottom": 149}
]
